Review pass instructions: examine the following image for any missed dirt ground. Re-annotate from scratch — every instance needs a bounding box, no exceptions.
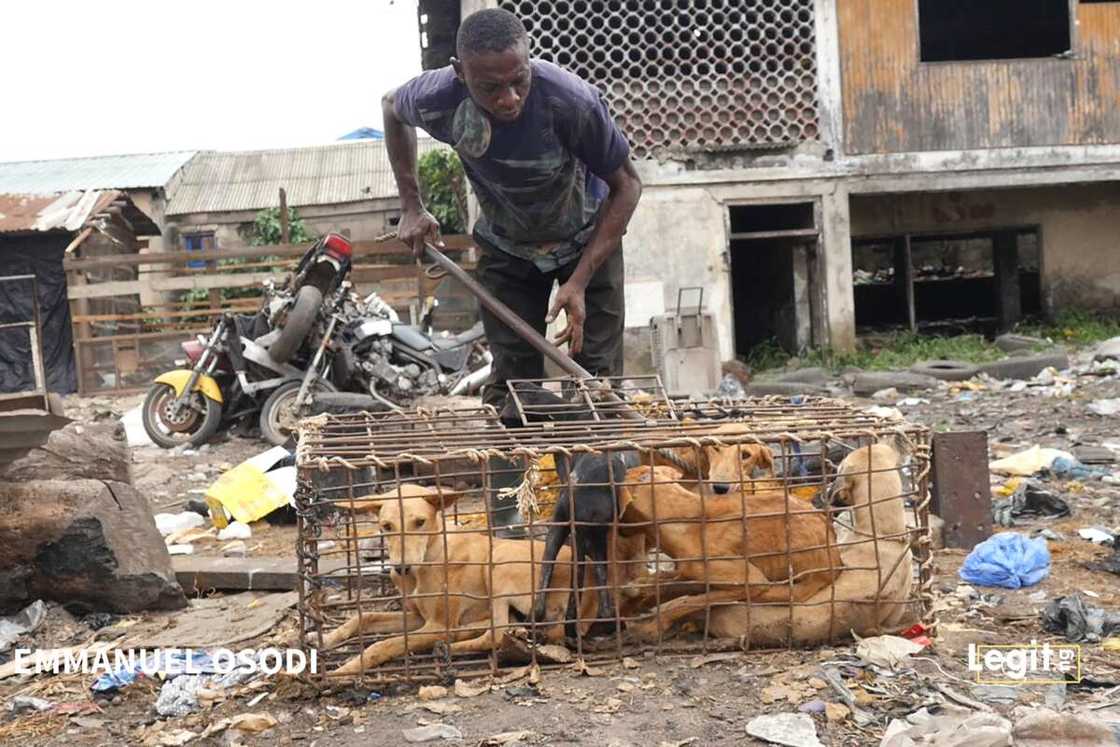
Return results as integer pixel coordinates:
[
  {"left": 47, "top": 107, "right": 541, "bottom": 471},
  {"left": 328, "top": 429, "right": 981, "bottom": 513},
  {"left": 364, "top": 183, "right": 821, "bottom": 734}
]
[{"left": 3, "top": 355, "right": 1120, "bottom": 746}]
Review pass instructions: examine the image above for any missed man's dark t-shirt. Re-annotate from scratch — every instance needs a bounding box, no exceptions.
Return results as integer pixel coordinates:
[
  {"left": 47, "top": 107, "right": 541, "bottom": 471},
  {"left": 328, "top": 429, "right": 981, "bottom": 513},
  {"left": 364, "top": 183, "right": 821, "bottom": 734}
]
[{"left": 393, "top": 60, "right": 630, "bottom": 272}]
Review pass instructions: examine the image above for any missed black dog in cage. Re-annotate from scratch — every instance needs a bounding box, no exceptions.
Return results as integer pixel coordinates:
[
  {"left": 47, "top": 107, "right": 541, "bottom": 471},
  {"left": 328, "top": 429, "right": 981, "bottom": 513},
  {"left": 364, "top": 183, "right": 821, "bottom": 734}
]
[{"left": 499, "top": 382, "right": 636, "bottom": 639}]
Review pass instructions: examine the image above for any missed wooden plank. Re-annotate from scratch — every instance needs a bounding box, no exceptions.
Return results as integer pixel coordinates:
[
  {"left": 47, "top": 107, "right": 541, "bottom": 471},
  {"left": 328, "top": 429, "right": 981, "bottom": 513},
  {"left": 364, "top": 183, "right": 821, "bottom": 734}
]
[
  {"left": 62, "top": 234, "right": 477, "bottom": 270},
  {"left": 67, "top": 271, "right": 282, "bottom": 300},
  {"left": 893, "top": 235, "right": 916, "bottom": 332},
  {"left": 728, "top": 228, "right": 820, "bottom": 241}
]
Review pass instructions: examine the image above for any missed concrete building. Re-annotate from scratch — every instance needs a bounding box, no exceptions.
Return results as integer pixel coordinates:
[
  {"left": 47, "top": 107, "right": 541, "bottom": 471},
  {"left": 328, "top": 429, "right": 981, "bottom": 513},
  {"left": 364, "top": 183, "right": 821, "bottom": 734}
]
[{"left": 420, "top": 0, "right": 1120, "bottom": 370}]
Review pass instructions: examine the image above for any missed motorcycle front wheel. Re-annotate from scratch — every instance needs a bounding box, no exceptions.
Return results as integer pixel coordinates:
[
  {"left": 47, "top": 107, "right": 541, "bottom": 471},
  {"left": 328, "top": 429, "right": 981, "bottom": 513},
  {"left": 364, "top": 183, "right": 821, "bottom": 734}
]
[
  {"left": 141, "top": 383, "right": 223, "bottom": 449},
  {"left": 258, "top": 379, "right": 337, "bottom": 446}
]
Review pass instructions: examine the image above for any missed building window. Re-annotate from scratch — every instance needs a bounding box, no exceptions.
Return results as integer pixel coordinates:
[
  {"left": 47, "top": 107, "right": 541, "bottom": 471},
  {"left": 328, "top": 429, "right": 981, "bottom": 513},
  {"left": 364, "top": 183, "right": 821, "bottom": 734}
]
[
  {"left": 918, "top": 0, "right": 1072, "bottom": 62},
  {"left": 183, "top": 232, "right": 215, "bottom": 269}
]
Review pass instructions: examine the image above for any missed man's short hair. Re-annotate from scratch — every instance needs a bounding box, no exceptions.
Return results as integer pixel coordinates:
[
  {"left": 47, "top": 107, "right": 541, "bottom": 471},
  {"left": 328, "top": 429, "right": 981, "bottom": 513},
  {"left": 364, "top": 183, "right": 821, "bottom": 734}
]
[{"left": 456, "top": 8, "right": 528, "bottom": 58}]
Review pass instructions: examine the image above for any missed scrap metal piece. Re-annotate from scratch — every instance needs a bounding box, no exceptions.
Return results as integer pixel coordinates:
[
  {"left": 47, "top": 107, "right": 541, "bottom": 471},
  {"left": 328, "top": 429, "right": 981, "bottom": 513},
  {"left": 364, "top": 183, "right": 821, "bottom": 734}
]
[{"left": 930, "top": 431, "right": 993, "bottom": 550}]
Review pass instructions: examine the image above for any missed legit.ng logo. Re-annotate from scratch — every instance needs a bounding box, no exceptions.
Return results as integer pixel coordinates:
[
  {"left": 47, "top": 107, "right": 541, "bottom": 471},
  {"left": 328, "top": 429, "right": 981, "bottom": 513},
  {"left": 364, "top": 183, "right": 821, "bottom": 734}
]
[{"left": 967, "top": 640, "right": 1081, "bottom": 685}]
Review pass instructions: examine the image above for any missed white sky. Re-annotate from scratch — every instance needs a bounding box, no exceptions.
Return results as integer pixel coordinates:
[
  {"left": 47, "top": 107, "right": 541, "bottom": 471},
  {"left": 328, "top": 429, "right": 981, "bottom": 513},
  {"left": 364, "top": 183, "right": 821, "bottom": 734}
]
[{"left": 0, "top": 0, "right": 423, "bottom": 162}]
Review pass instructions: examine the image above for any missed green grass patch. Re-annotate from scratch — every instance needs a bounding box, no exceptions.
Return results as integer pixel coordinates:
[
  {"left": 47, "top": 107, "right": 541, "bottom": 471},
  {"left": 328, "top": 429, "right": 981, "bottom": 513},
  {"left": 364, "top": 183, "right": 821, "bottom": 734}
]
[
  {"left": 749, "top": 332, "right": 1010, "bottom": 375},
  {"left": 1017, "top": 310, "right": 1120, "bottom": 347}
]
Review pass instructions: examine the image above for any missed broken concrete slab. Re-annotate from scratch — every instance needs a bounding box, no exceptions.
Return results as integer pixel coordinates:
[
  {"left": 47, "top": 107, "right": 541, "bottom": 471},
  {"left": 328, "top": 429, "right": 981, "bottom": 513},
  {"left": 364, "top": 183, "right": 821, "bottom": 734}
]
[
  {"left": 173, "top": 556, "right": 351, "bottom": 593},
  {"left": 1073, "top": 446, "right": 1117, "bottom": 465},
  {"left": 979, "top": 352, "right": 1070, "bottom": 381},
  {"left": 851, "top": 371, "right": 940, "bottom": 396},
  {"left": 995, "top": 333, "right": 1048, "bottom": 353},
  {"left": 115, "top": 591, "right": 298, "bottom": 650},
  {"left": 0, "top": 480, "right": 186, "bottom": 615}
]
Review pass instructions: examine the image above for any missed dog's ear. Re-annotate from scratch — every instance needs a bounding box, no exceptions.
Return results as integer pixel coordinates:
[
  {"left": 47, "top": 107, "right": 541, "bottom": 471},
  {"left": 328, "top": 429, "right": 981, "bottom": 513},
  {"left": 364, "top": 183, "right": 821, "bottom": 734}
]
[
  {"left": 340, "top": 494, "right": 390, "bottom": 515},
  {"left": 758, "top": 446, "right": 775, "bottom": 472},
  {"left": 421, "top": 487, "right": 462, "bottom": 512},
  {"left": 825, "top": 473, "right": 852, "bottom": 507}
]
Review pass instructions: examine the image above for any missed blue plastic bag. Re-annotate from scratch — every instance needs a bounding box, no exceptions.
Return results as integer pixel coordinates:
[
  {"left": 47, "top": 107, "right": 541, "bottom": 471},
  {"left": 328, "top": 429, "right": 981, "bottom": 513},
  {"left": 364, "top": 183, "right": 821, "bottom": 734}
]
[{"left": 959, "top": 532, "right": 1051, "bottom": 589}]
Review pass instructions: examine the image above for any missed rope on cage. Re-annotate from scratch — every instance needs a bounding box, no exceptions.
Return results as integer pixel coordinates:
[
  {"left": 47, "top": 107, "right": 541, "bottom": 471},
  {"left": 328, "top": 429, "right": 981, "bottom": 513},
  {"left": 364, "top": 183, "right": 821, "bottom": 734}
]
[{"left": 497, "top": 458, "right": 543, "bottom": 520}]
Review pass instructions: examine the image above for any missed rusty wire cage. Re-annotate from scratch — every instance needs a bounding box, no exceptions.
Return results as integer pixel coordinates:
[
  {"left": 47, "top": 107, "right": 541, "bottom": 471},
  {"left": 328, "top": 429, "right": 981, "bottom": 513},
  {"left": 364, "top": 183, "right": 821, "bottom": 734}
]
[
  {"left": 295, "top": 379, "right": 933, "bottom": 685},
  {"left": 501, "top": 0, "right": 822, "bottom": 158}
]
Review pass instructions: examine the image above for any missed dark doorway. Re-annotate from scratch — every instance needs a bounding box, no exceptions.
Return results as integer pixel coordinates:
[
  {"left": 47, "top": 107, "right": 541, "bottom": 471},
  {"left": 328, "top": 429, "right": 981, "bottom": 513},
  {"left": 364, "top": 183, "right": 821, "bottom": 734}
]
[
  {"left": 728, "top": 203, "right": 821, "bottom": 357},
  {"left": 851, "top": 228, "right": 1042, "bottom": 335},
  {"left": 918, "top": 0, "right": 1071, "bottom": 62}
]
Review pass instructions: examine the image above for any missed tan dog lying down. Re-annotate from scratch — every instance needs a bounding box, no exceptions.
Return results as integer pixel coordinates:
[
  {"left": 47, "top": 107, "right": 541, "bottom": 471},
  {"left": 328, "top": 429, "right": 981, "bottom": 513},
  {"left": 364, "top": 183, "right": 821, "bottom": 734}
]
[
  {"left": 707, "top": 442, "right": 918, "bottom": 644},
  {"left": 319, "top": 484, "right": 651, "bottom": 676},
  {"left": 320, "top": 484, "right": 595, "bottom": 676},
  {"left": 618, "top": 465, "right": 843, "bottom": 641}
]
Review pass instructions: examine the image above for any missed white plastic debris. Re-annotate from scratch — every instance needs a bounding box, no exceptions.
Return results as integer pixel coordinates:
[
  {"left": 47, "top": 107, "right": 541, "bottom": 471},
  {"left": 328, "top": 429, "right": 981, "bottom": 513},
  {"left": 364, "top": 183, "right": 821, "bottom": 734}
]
[
  {"left": 1079, "top": 527, "right": 1116, "bottom": 545},
  {"left": 167, "top": 545, "right": 194, "bottom": 556},
  {"left": 120, "top": 407, "right": 154, "bottom": 447},
  {"left": 897, "top": 397, "right": 929, "bottom": 407},
  {"left": 217, "top": 522, "right": 252, "bottom": 540},
  {"left": 989, "top": 446, "right": 1076, "bottom": 477},
  {"left": 402, "top": 723, "right": 464, "bottom": 743},
  {"left": 746, "top": 713, "right": 824, "bottom": 747},
  {"left": 864, "top": 406, "right": 904, "bottom": 420},
  {"left": 154, "top": 511, "right": 206, "bottom": 537},
  {"left": 1088, "top": 399, "right": 1120, "bottom": 416},
  {"left": 856, "top": 635, "right": 926, "bottom": 670},
  {"left": 0, "top": 600, "right": 47, "bottom": 653}
]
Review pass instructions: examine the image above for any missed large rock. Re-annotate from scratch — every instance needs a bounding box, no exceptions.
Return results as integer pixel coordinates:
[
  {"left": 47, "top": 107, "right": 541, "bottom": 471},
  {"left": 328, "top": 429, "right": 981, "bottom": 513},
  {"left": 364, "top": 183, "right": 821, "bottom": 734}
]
[
  {"left": 1, "top": 421, "right": 129, "bottom": 483},
  {"left": 0, "top": 479, "right": 187, "bottom": 615},
  {"left": 851, "top": 371, "right": 940, "bottom": 396}
]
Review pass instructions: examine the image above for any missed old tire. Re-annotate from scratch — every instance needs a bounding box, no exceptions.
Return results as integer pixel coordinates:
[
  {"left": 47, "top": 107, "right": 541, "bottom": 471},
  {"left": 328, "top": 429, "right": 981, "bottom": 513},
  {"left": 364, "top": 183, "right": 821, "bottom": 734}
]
[
  {"left": 259, "top": 380, "right": 337, "bottom": 446},
  {"left": 141, "top": 383, "right": 222, "bottom": 449},
  {"left": 909, "top": 360, "right": 981, "bottom": 382},
  {"left": 269, "top": 286, "right": 323, "bottom": 364}
]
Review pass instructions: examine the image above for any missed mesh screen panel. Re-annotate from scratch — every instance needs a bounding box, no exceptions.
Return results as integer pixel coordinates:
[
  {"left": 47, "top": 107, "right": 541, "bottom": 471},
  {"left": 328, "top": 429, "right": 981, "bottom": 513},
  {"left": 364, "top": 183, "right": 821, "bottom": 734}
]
[{"left": 501, "top": 0, "right": 821, "bottom": 158}]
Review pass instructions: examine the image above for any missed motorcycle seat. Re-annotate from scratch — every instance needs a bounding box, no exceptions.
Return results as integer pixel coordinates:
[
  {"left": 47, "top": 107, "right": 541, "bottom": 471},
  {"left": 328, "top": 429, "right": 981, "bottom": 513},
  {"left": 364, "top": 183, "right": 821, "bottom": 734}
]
[{"left": 431, "top": 320, "right": 485, "bottom": 350}]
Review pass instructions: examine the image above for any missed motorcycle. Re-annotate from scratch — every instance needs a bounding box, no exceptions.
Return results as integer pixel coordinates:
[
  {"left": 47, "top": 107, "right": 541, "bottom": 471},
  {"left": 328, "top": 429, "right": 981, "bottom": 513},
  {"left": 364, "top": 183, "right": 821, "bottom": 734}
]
[
  {"left": 142, "top": 234, "right": 354, "bottom": 448},
  {"left": 256, "top": 232, "right": 353, "bottom": 363}
]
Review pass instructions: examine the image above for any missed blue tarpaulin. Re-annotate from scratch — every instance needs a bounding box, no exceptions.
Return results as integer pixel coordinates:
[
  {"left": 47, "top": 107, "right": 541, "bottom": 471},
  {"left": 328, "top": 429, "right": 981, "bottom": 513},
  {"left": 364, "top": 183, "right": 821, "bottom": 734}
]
[{"left": 338, "top": 127, "right": 383, "bottom": 140}]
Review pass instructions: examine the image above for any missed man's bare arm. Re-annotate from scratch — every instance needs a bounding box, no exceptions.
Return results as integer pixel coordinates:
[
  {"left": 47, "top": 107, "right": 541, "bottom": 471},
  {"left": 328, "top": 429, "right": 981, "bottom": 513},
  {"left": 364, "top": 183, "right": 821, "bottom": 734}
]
[
  {"left": 547, "top": 159, "right": 643, "bottom": 354},
  {"left": 383, "top": 87, "right": 442, "bottom": 257}
]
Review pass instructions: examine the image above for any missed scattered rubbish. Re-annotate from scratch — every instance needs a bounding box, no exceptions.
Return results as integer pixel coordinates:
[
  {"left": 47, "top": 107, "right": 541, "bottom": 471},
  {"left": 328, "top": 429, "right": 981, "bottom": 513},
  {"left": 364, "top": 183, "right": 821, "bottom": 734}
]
[
  {"left": 1073, "top": 445, "right": 1117, "bottom": 465},
  {"left": 855, "top": 635, "right": 926, "bottom": 670},
  {"left": 167, "top": 545, "right": 194, "bottom": 556},
  {"left": 205, "top": 446, "right": 294, "bottom": 527},
  {"left": 0, "top": 600, "right": 46, "bottom": 652},
  {"left": 1013, "top": 708, "right": 1119, "bottom": 745},
  {"left": 897, "top": 397, "right": 929, "bottom": 407},
  {"left": 185, "top": 499, "right": 210, "bottom": 517},
  {"left": 1042, "top": 594, "right": 1120, "bottom": 642},
  {"left": 1092, "top": 336, "right": 1120, "bottom": 361},
  {"left": 454, "top": 679, "right": 490, "bottom": 698},
  {"left": 798, "top": 699, "right": 827, "bottom": 714},
  {"left": 864, "top": 405, "right": 903, "bottom": 420},
  {"left": 1088, "top": 399, "right": 1120, "bottom": 416},
  {"left": 992, "top": 480, "right": 1071, "bottom": 527},
  {"left": 880, "top": 712, "right": 1012, "bottom": 747},
  {"left": 1032, "top": 528, "right": 1065, "bottom": 541},
  {"left": 1103, "top": 639, "right": 1120, "bottom": 652},
  {"left": 717, "top": 372, "right": 747, "bottom": 399},
  {"left": 156, "top": 729, "right": 196, "bottom": 746},
  {"left": 1086, "top": 545, "right": 1120, "bottom": 576},
  {"left": 990, "top": 446, "right": 1075, "bottom": 477},
  {"left": 1049, "top": 457, "right": 1111, "bottom": 480},
  {"left": 7, "top": 695, "right": 52, "bottom": 713},
  {"left": 402, "top": 723, "right": 464, "bottom": 743},
  {"left": 1080, "top": 527, "right": 1117, "bottom": 545},
  {"left": 480, "top": 731, "right": 541, "bottom": 746},
  {"left": 959, "top": 532, "right": 1051, "bottom": 589},
  {"left": 229, "top": 712, "right": 278, "bottom": 733},
  {"left": 899, "top": 623, "right": 933, "bottom": 647},
  {"left": 419, "top": 685, "right": 449, "bottom": 701},
  {"left": 970, "top": 684, "right": 1019, "bottom": 704},
  {"left": 872, "top": 387, "right": 900, "bottom": 400},
  {"left": 222, "top": 540, "right": 248, "bottom": 557},
  {"left": 154, "top": 511, "right": 206, "bottom": 537},
  {"left": 217, "top": 522, "right": 252, "bottom": 541},
  {"left": 956, "top": 392, "right": 976, "bottom": 402},
  {"left": 745, "top": 712, "right": 824, "bottom": 747}
]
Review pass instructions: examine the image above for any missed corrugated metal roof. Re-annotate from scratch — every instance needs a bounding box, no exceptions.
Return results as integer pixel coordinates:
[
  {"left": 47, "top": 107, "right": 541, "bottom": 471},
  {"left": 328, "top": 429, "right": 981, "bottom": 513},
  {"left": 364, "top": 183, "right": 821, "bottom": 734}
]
[
  {"left": 0, "top": 190, "right": 158, "bottom": 235},
  {"left": 0, "top": 151, "right": 196, "bottom": 195},
  {"left": 165, "top": 139, "right": 448, "bottom": 216}
]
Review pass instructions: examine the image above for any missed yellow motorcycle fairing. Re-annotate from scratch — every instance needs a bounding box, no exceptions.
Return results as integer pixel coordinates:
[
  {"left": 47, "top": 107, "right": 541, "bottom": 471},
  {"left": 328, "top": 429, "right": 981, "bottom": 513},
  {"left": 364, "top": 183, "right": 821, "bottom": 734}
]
[{"left": 154, "top": 370, "right": 224, "bottom": 404}]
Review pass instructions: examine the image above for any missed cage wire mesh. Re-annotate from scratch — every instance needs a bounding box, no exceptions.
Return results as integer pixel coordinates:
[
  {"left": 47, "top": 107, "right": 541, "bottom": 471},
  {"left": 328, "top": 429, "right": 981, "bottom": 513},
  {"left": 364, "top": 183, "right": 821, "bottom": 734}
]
[
  {"left": 295, "top": 380, "right": 933, "bottom": 685},
  {"left": 500, "top": 0, "right": 821, "bottom": 159}
]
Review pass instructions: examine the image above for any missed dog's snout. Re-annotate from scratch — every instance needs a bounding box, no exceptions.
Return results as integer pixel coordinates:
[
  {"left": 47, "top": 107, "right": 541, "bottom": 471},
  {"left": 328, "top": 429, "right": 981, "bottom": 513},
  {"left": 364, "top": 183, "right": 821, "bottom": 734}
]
[
  {"left": 392, "top": 565, "right": 411, "bottom": 576},
  {"left": 712, "top": 483, "right": 731, "bottom": 494}
]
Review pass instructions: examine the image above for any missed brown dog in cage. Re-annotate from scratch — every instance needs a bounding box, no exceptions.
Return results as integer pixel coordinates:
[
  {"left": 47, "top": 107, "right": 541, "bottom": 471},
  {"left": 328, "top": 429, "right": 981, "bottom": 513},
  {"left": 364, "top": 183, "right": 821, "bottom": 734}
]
[
  {"left": 706, "top": 442, "right": 918, "bottom": 643},
  {"left": 318, "top": 483, "right": 616, "bottom": 676},
  {"left": 694, "top": 423, "right": 777, "bottom": 495},
  {"left": 616, "top": 461, "right": 844, "bottom": 641}
]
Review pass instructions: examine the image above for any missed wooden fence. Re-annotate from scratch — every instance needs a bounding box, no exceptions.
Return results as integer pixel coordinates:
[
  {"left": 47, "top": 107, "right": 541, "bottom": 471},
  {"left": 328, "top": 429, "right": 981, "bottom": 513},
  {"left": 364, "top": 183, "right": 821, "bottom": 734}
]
[{"left": 64, "top": 236, "right": 479, "bottom": 395}]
